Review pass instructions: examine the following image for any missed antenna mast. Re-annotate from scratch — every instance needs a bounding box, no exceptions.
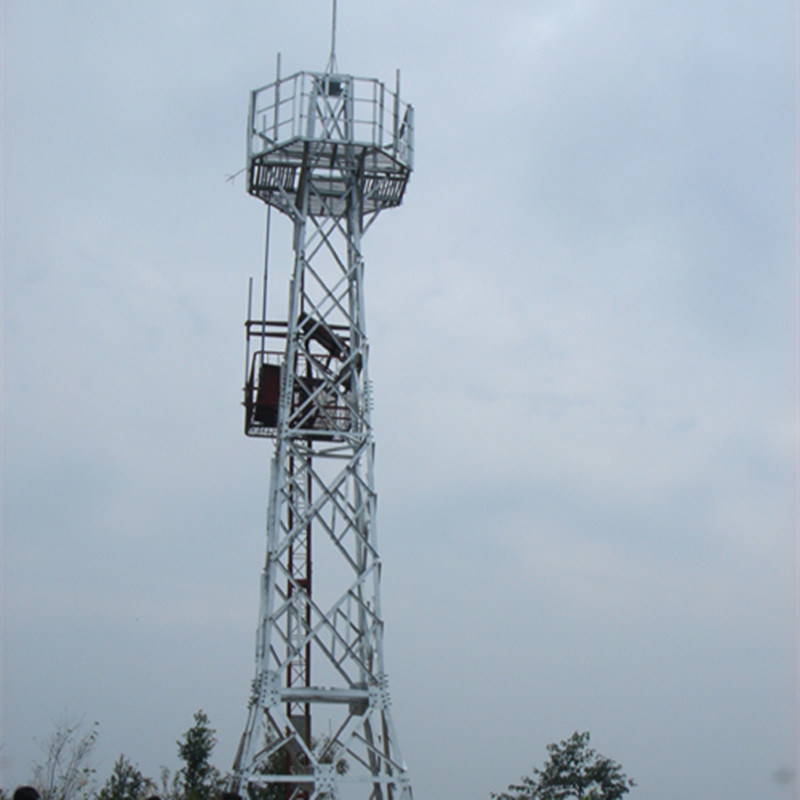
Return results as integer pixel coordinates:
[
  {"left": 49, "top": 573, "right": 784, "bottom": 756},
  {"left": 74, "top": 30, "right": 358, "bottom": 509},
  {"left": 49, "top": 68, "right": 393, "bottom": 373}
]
[{"left": 326, "top": 0, "right": 338, "bottom": 73}]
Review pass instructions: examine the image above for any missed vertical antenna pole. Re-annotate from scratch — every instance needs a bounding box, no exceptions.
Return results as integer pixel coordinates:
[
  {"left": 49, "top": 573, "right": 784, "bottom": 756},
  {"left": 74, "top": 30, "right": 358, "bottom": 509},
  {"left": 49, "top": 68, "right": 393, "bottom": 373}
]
[
  {"left": 245, "top": 277, "right": 253, "bottom": 390},
  {"left": 273, "top": 52, "right": 281, "bottom": 141},
  {"left": 261, "top": 206, "right": 271, "bottom": 345},
  {"left": 259, "top": 51, "right": 281, "bottom": 359},
  {"left": 327, "top": 0, "right": 338, "bottom": 73},
  {"left": 393, "top": 69, "right": 401, "bottom": 151}
]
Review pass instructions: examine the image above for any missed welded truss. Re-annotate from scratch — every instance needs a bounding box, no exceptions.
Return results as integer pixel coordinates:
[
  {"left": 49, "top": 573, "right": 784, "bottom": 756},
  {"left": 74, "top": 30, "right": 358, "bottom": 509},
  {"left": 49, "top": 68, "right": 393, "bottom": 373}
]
[{"left": 232, "top": 69, "right": 413, "bottom": 800}]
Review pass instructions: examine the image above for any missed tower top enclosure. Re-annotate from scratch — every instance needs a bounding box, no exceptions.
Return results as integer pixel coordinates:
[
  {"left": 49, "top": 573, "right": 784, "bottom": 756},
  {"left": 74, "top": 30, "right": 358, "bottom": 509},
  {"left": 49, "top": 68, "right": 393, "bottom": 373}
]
[{"left": 247, "top": 69, "right": 414, "bottom": 217}]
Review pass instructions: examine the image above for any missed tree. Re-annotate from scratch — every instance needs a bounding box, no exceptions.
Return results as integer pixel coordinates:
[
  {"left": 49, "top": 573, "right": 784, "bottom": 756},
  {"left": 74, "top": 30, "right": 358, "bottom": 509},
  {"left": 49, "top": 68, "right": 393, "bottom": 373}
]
[
  {"left": 493, "top": 732, "right": 635, "bottom": 800},
  {"left": 156, "top": 765, "right": 179, "bottom": 800},
  {"left": 32, "top": 717, "right": 99, "bottom": 800},
  {"left": 175, "top": 711, "right": 221, "bottom": 800},
  {"left": 97, "top": 756, "right": 154, "bottom": 800}
]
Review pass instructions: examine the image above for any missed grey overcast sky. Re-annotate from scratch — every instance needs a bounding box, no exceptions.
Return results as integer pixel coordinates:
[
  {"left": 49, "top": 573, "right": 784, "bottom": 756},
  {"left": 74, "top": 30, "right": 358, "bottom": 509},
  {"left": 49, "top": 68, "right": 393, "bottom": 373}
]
[{"left": 1, "top": 1, "right": 796, "bottom": 798}]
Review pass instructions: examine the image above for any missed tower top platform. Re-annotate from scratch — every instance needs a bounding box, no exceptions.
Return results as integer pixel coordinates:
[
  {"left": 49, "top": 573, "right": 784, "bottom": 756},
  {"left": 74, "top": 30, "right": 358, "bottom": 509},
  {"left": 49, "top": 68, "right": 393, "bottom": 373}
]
[{"left": 247, "top": 70, "right": 413, "bottom": 217}]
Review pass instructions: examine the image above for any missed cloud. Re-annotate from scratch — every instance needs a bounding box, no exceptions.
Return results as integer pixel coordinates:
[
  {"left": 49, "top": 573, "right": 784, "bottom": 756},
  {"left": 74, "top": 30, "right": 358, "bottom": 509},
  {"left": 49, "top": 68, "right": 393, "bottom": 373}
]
[{"left": 2, "top": 1, "right": 795, "bottom": 798}]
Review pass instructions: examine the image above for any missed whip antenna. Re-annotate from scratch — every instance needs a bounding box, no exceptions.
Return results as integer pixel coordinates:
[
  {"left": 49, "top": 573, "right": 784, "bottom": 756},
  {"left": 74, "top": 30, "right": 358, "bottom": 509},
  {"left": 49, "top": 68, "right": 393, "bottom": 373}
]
[{"left": 326, "top": 0, "right": 338, "bottom": 73}]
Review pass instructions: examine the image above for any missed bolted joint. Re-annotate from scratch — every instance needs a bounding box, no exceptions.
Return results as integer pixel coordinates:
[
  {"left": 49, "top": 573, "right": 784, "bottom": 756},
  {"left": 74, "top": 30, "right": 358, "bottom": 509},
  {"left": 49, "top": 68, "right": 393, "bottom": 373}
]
[
  {"left": 368, "top": 674, "right": 391, "bottom": 709},
  {"left": 314, "top": 763, "right": 337, "bottom": 796},
  {"left": 259, "top": 670, "right": 282, "bottom": 708}
]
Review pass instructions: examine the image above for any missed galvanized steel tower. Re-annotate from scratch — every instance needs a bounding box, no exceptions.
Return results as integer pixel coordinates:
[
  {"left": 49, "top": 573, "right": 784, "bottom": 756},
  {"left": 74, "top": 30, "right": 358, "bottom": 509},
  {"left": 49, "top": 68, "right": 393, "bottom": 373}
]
[{"left": 231, "top": 22, "right": 414, "bottom": 800}]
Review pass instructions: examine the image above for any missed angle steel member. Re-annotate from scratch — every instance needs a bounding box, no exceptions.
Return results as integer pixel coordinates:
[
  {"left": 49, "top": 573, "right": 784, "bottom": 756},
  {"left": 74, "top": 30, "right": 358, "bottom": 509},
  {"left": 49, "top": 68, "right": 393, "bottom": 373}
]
[{"left": 231, "top": 53, "right": 414, "bottom": 800}]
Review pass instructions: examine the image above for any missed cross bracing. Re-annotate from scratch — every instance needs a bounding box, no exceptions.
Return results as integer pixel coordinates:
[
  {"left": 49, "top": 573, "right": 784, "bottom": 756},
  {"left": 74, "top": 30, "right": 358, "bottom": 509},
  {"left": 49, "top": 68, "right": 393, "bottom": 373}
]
[{"left": 232, "top": 68, "right": 413, "bottom": 800}]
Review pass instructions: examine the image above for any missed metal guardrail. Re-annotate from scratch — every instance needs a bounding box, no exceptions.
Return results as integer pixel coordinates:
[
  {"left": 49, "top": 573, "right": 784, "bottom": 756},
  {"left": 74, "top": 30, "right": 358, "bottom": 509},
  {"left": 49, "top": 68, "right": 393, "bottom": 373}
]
[{"left": 248, "top": 71, "right": 414, "bottom": 170}]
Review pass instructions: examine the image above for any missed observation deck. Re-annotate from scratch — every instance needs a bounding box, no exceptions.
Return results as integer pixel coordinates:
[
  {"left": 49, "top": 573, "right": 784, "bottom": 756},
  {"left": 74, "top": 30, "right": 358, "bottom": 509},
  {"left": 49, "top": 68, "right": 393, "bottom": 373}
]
[{"left": 247, "top": 71, "right": 414, "bottom": 217}]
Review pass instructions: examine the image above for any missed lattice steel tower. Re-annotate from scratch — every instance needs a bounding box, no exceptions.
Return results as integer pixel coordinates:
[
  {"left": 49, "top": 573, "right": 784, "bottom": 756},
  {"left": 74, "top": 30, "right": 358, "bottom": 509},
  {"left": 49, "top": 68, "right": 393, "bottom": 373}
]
[{"left": 230, "top": 20, "right": 414, "bottom": 800}]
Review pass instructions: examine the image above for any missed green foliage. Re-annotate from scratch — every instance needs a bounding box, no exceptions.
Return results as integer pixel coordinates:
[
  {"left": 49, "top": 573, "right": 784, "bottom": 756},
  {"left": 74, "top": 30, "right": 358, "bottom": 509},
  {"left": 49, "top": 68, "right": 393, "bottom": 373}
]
[
  {"left": 175, "top": 711, "right": 222, "bottom": 800},
  {"left": 494, "top": 732, "right": 635, "bottom": 800},
  {"left": 32, "top": 717, "right": 99, "bottom": 800},
  {"left": 96, "top": 756, "right": 154, "bottom": 800},
  {"left": 22, "top": 711, "right": 230, "bottom": 800},
  {"left": 156, "top": 765, "right": 180, "bottom": 800}
]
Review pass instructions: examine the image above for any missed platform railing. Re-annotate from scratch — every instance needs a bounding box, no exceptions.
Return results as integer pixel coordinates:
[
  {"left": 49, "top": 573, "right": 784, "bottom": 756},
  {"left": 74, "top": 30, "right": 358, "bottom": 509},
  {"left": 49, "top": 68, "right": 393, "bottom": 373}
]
[{"left": 248, "top": 71, "right": 414, "bottom": 170}]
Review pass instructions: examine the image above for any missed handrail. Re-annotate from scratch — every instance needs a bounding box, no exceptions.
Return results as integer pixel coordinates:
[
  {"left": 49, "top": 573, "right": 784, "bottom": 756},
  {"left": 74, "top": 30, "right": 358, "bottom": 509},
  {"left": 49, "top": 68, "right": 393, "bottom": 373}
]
[{"left": 248, "top": 71, "right": 414, "bottom": 170}]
